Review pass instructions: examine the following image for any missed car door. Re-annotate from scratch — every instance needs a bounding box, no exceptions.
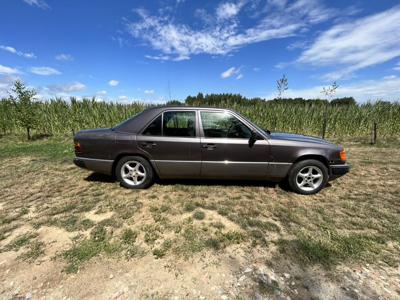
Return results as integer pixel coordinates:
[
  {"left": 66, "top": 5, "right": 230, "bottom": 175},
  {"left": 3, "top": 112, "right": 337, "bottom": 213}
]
[
  {"left": 136, "top": 110, "right": 201, "bottom": 178},
  {"left": 199, "top": 110, "right": 270, "bottom": 179}
]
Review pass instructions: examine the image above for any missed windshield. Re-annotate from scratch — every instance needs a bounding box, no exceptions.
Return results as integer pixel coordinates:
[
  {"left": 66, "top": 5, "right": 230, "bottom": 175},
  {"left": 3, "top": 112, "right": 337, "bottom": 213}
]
[{"left": 234, "top": 111, "right": 270, "bottom": 136}]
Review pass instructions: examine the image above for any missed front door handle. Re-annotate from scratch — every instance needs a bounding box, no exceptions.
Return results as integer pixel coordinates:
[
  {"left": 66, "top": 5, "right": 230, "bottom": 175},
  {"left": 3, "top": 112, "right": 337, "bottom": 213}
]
[
  {"left": 202, "top": 143, "right": 216, "bottom": 150},
  {"left": 141, "top": 142, "right": 157, "bottom": 148}
]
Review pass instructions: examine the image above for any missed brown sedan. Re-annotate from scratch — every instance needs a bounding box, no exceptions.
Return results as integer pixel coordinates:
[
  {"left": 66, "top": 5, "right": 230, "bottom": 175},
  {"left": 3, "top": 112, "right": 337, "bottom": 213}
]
[{"left": 73, "top": 106, "right": 349, "bottom": 194}]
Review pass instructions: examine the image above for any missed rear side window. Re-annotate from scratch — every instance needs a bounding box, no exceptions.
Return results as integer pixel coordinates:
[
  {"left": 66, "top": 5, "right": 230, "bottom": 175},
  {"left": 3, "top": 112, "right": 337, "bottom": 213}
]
[
  {"left": 142, "top": 115, "right": 162, "bottom": 136},
  {"left": 163, "top": 111, "right": 196, "bottom": 137}
]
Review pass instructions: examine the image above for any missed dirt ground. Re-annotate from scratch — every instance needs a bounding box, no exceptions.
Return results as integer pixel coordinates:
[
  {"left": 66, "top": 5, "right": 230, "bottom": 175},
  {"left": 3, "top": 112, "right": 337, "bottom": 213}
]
[{"left": 0, "top": 140, "right": 399, "bottom": 299}]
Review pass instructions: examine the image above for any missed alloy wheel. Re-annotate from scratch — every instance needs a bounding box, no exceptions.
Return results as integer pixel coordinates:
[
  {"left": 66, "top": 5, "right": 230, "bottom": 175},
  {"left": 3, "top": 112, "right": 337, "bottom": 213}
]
[
  {"left": 120, "top": 160, "right": 147, "bottom": 186},
  {"left": 295, "top": 166, "right": 324, "bottom": 192}
]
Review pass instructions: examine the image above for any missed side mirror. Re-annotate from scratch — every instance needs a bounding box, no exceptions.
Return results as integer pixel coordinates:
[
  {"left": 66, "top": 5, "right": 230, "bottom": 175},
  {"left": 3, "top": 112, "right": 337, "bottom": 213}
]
[{"left": 249, "top": 131, "right": 259, "bottom": 147}]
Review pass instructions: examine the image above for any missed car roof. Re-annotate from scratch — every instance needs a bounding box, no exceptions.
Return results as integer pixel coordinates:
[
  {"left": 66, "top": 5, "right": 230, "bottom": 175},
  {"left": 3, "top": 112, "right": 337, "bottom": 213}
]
[{"left": 146, "top": 106, "right": 234, "bottom": 113}]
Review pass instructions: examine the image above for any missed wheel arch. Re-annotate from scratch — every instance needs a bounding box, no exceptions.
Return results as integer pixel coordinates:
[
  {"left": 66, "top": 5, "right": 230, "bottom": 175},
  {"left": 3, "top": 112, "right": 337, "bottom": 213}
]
[{"left": 290, "top": 154, "right": 330, "bottom": 174}]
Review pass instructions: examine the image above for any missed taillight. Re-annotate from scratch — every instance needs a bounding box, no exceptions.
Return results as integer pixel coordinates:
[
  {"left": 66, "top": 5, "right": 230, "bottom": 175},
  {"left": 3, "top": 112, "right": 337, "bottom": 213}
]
[
  {"left": 74, "top": 142, "right": 82, "bottom": 152},
  {"left": 339, "top": 149, "right": 346, "bottom": 162}
]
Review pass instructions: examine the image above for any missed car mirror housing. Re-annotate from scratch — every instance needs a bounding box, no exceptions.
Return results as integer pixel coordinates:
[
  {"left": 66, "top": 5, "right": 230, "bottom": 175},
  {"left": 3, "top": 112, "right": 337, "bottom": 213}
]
[{"left": 249, "top": 131, "right": 259, "bottom": 147}]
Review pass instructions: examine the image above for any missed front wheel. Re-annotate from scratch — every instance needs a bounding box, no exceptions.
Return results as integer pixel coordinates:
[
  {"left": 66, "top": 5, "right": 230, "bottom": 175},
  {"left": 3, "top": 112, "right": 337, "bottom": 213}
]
[
  {"left": 288, "top": 159, "right": 328, "bottom": 195},
  {"left": 116, "top": 156, "right": 154, "bottom": 189}
]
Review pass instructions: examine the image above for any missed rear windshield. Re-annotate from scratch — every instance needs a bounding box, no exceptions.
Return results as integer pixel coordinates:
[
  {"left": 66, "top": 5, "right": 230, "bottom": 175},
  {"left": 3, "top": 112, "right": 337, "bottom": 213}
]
[{"left": 112, "top": 111, "right": 144, "bottom": 130}]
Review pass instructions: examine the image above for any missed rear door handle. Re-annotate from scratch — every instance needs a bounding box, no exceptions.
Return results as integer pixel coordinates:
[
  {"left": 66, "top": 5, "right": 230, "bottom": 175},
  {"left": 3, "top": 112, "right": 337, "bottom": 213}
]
[
  {"left": 202, "top": 143, "right": 216, "bottom": 150},
  {"left": 141, "top": 142, "right": 157, "bottom": 148}
]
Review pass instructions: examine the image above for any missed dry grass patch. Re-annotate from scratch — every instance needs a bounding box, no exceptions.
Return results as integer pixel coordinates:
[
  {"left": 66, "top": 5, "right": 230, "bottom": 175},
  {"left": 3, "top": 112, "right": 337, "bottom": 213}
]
[{"left": 0, "top": 139, "right": 399, "bottom": 277}]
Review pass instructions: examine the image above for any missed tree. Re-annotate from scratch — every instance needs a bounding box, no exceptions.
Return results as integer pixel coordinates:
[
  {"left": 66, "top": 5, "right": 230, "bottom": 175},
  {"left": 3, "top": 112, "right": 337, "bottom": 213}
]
[
  {"left": 320, "top": 82, "right": 339, "bottom": 139},
  {"left": 276, "top": 74, "right": 289, "bottom": 99},
  {"left": 330, "top": 97, "right": 356, "bottom": 106},
  {"left": 10, "top": 81, "right": 37, "bottom": 140},
  {"left": 321, "top": 81, "right": 339, "bottom": 101}
]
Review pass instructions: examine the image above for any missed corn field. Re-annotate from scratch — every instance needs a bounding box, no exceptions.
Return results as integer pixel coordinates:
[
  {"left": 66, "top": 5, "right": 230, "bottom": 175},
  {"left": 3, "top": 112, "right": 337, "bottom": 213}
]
[{"left": 0, "top": 98, "right": 399, "bottom": 139}]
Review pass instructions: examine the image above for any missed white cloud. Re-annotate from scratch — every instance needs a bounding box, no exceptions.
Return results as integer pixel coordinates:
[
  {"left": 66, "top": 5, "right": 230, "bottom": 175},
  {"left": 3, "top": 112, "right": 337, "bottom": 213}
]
[
  {"left": 297, "top": 6, "right": 400, "bottom": 80},
  {"left": 216, "top": 2, "right": 242, "bottom": 20},
  {"left": 48, "top": 82, "right": 86, "bottom": 94},
  {"left": 221, "top": 67, "right": 237, "bottom": 78},
  {"left": 144, "top": 89, "right": 155, "bottom": 95},
  {"left": 0, "top": 45, "right": 36, "bottom": 58},
  {"left": 383, "top": 75, "right": 397, "bottom": 80},
  {"left": 394, "top": 62, "right": 400, "bottom": 71},
  {"left": 0, "top": 65, "right": 20, "bottom": 75},
  {"left": 97, "top": 90, "right": 107, "bottom": 96},
  {"left": 23, "top": 0, "right": 49, "bottom": 10},
  {"left": 0, "top": 75, "right": 20, "bottom": 98},
  {"left": 286, "top": 40, "right": 308, "bottom": 51},
  {"left": 55, "top": 53, "right": 74, "bottom": 61},
  {"left": 30, "top": 66, "right": 61, "bottom": 76},
  {"left": 93, "top": 90, "right": 108, "bottom": 102},
  {"left": 118, "top": 95, "right": 129, "bottom": 102},
  {"left": 265, "top": 76, "right": 400, "bottom": 102},
  {"left": 108, "top": 80, "right": 119, "bottom": 87},
  {"left": 145, "top": 54, "right": 189, "bottom": 61},
  {"left": 221, "top": 66, "right": 243, "bottom": 79},
  {"left": 127, "top": 1, "right": 335, "bottom": 60}
]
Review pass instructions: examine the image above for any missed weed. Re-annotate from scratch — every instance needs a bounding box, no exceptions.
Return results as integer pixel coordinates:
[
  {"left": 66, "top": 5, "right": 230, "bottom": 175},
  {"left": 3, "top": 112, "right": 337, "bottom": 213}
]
[
  {"left": 98, "top": 217, "right": 123, "bottom": 228},
  {"left": 19, "top": 241, "right": 45, "bottom": 262},
  {"left": 143, "top": 224, "right": 161, "bottom": 245},
  {"left": 211, "top": 221, "right": 225, "bottom": 230},
  {"left": 153, "top": 239, "right": 173, "bottom": 259},
  {"left": 4, "top": 232, "right": 37, "bottom": 251},
  {"left": 90, "top": 225, "right": 107, "bottom": 242},
  {"left": 193, "top": 210, "right": 205, "bottom": 220},
  {"left": 184, "top": 202, "right": 197, "bottom": 212},
  {"left": 121, "top": 228, "right": 137, "bottom": 245}
]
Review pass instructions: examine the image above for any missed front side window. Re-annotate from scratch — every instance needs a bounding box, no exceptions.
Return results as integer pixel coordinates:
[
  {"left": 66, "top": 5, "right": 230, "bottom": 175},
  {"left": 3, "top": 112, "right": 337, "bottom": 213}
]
[
  {"left": 163, "top": 111, "right": 196, "bottom": 137},
  {"left": 201, "top": 111, "right": 251, "bottom": 139},
  {"left": 142, "top": 115, "right": 162, "bottom": 136}
]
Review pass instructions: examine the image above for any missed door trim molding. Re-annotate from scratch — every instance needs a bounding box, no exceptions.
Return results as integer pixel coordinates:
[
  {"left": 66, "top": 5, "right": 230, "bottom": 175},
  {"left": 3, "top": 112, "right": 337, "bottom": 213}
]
[{"left": 151, "top": 159, "right": 292, "bottom": 166}]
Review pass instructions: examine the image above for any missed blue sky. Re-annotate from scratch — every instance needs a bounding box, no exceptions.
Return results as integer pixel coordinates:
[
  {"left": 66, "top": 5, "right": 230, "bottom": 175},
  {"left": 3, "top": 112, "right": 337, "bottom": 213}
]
[{"left": 1, "top": 0, "right": 400, "bottom": 102}]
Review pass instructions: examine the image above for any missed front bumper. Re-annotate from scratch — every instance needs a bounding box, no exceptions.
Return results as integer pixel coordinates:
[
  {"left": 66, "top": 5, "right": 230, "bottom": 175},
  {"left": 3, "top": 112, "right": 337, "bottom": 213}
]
[{"left": 329, "top": 163, "right": 350, "bottom": 180}]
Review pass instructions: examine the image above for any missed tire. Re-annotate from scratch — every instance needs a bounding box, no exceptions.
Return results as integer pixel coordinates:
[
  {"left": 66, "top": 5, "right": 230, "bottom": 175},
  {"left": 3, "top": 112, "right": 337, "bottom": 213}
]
[
  {"left": 115, "top": 156, "right": 154, "bottom": 189},
  {"left": 288, "top": 159, "right": 328, "bottom": 195}
]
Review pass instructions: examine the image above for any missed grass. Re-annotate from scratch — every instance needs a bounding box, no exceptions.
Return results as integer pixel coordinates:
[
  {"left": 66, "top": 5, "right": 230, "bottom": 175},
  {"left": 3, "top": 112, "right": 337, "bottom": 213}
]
[
  {"left": 121, "top": 228, "right": 138, "bottom": 244},
  {"left": 193, "top": 210, "right": 205, "bottom": 220},
  {"left": 278, "top": 230, "right": 382, "bottom": 267},
  {"left": 0, "top": 136, "right": 399, "bottom": 273},
  {"left": 153, "top": 239, "right": 173, "bottom": 258},
  {"left": 19, "top": 240, "right": 45, "bottom": 262},
  {"left": 0, "top": 135, "right": 73, "bottom": 160},
  {"left": 3, "top": 232, "right": 38, "bottom": 251},
  {"left": 62, "top": 225, "right": 121, "bottom": 273}
]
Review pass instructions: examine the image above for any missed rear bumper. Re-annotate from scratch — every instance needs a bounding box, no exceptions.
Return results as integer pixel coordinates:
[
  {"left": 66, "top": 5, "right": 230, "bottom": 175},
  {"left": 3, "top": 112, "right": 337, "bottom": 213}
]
[
  {"left": 73, "top": 157, "right": 113, "bottom": 175},
  {"left": 329, "top": 163, "right": 350, "bottom": 180}
]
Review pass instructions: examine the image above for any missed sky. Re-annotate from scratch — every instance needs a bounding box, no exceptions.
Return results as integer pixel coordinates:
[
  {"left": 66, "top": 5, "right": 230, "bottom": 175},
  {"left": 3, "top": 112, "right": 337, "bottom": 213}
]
[{"left": 0, "top": 0, "right": 400, "bottom": 103}]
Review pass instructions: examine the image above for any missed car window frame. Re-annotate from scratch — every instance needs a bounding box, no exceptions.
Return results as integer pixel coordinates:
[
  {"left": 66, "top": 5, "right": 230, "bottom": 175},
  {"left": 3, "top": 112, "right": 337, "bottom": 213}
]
[
  {"left": 139, "top": 109, "right": 198, "bottom": 138},
  {"left": 198, "top": 110, "right": 255, "bottom": 139},
  {"left": 141, "top": 114, "right": 162, "bottom": 136}
]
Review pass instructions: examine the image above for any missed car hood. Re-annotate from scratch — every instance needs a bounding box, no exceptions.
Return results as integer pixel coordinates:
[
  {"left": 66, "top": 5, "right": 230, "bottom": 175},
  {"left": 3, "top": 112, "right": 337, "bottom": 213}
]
[{"left": 269, "top": 132, "right": 334, "bottom": 145}]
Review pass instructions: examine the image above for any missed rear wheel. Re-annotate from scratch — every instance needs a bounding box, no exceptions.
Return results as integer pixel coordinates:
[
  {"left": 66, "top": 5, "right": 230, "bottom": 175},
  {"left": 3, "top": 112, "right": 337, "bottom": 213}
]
[
  {"left": 288, "top": 159, "right": 328, "bottom": 195},
  {"left": 116, "top": 156, "right": 154, "bottom": 189}
]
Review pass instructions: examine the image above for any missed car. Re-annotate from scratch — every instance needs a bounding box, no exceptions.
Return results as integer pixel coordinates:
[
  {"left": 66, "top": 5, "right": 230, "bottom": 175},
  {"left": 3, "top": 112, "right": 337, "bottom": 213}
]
[{"left": 73, "top": 106, "right": 350, "bottom": 194}]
